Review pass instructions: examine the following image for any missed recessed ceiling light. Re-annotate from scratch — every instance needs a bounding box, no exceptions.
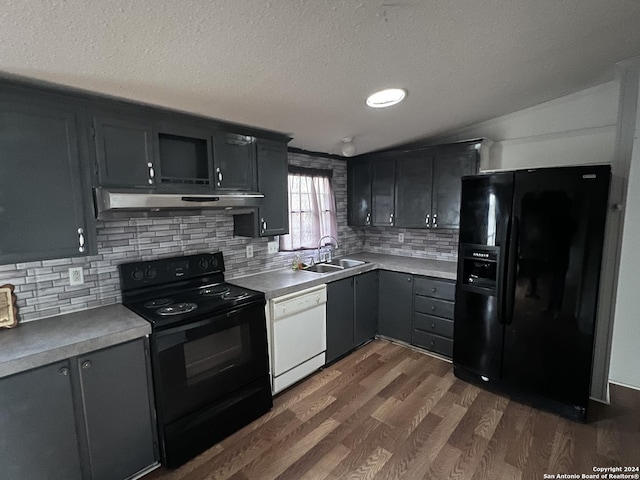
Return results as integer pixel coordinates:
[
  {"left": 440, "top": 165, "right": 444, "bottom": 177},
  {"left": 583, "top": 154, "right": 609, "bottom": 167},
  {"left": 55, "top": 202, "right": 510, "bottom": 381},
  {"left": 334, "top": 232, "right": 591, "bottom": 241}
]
[{"left": 366, "top": 88, "right": 407, "bottom": 108}]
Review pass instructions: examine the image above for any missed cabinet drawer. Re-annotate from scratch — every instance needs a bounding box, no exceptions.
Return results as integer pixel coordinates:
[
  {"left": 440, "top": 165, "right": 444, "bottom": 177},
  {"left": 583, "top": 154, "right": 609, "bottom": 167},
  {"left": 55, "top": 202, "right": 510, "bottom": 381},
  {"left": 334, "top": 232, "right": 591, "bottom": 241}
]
[
  {"left": 414, "top": 313, "right": 453, "bottom": 338},
  {"left": 414, "top": 295, "right": 454, "bottom": 319},
  {"left": 413, "top": 330, "right": 453, "bottom": 358},
  {"left": 414, "top": 277, "right": 455, "bottom": 300}
]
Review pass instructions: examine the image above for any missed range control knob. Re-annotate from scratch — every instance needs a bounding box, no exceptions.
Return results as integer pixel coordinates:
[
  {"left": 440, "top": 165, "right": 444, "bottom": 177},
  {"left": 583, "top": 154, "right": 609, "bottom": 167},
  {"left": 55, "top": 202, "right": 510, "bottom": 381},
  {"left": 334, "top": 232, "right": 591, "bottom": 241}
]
[
  {"left": 131, "top": 269, "right": 144, "bottom": 281},
  {"left": 209, "top": 256, "right": 218, "bottom": 269},
  {"left": 145, "top": 267, "right": 157, "bottom": 279},
  {"left": 199, "top": 259, "right": 209, "bottom": 270}
]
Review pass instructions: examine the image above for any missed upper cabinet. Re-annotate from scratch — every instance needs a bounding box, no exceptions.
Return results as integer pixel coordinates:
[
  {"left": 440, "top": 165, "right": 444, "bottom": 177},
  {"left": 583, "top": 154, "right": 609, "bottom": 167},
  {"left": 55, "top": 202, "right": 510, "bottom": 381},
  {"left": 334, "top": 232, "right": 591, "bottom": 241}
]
[
  {"left": 432, "top": 149, "right": 478, "bottom": 229},
  {"left": 371, "top": 154, "right": 396, "bottom": 226},
  {"left": 347, "top": 141, "right": 480, "bottom": 230},
  {"left": 212, "top": 133, "right": 256, "bottom": 191},
  {"left": 93, "top": 114, "right": 156, "bottom": 188},
  {"left": 233, "top": 139, "right": 289, "bottom": 237},
  {"left": 395, "top": 153, "right": 433, "bottom": 228},
  {"left": 0, "top": 94, "right": 95, "bottom": 264},
  {"left": 347, "top": 158, "right": 372, "bottom": 226}
]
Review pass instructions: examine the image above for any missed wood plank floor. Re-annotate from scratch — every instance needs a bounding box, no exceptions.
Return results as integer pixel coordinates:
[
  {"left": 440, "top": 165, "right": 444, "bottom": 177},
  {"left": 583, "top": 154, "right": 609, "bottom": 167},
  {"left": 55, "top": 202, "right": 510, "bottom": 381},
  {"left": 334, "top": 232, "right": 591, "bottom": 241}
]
[{"left": 145, "top": 340, "right": 640, "bottom": 480}]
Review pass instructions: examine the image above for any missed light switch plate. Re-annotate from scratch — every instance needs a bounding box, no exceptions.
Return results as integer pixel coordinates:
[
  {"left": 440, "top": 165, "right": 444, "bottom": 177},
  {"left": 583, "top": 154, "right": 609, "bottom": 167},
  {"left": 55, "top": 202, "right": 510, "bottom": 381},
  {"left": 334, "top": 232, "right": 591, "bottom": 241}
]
[
  {"left": 69, "top": 267, "right": 84, "bottom": 286},
  {"left": 398, "top": 233, "right": 405, "bottom": 243},
  {"left": 267, "top": 241, "right": 278, "bottom": 254},
  {"left": 246, "top": 245, "right": 254, "bottom": 258}
]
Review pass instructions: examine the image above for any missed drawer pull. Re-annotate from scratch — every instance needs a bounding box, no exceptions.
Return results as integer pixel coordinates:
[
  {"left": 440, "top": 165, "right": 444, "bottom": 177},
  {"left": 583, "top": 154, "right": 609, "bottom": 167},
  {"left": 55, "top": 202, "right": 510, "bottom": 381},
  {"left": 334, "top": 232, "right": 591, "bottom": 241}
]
[{"left": 431, "top": 323, "right": 436, "bottom": 329}]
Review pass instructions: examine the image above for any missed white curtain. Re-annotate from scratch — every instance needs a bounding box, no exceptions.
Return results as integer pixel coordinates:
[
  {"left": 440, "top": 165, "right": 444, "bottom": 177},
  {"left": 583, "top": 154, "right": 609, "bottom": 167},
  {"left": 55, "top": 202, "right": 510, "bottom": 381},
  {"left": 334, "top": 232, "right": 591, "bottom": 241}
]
[{"left": 280, "top": 170, "right": 338, "bottom": 251}]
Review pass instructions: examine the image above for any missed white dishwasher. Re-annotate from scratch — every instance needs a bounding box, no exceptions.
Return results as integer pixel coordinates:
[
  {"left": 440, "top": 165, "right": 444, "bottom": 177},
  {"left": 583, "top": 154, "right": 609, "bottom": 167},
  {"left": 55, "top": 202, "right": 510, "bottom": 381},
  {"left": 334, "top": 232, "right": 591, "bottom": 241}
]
[{"left": 269, "top": 284, "right": 327, "bottom": 394}]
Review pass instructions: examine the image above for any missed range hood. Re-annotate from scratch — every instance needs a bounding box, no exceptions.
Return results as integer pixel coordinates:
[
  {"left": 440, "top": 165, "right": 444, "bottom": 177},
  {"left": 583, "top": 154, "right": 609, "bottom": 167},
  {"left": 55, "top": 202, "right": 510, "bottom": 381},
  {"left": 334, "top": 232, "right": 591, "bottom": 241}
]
[{"left": 94, "top": 188, "right": 263, "bottom": 219}]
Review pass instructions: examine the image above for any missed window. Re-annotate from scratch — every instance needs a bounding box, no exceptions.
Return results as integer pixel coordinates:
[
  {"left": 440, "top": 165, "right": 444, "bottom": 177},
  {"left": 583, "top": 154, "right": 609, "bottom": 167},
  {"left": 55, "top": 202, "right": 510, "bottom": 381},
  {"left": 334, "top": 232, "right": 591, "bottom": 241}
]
[{"left": 279, "top": 166, "right": 338, "bottom": 251}]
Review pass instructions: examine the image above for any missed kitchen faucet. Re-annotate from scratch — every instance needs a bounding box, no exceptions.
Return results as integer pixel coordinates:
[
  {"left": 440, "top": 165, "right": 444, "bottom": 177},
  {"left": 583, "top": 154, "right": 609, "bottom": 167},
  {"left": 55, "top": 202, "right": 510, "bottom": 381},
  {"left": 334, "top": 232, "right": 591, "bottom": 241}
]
[{"left": 317, "top": 235, "right": 339, "bottom": 263}]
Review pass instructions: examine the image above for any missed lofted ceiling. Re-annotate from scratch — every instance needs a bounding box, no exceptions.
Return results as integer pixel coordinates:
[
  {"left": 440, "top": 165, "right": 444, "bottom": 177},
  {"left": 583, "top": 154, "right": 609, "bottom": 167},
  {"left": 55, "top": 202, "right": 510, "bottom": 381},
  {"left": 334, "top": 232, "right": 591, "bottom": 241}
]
[{"left": 2, "top": 1, "right": 640, "bottom": 156}]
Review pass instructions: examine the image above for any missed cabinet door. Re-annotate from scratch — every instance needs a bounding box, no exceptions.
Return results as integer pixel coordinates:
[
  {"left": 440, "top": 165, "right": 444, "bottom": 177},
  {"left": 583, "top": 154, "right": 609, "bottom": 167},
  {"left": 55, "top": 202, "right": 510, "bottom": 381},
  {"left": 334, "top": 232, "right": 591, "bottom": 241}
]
[
  {"left": 432, "top": 150, "right": 478, "bottom": 229},
  {"left": 0, "top": 99, "right": 90, "bottom": 264},
  {"left": 0, "top": 361, "right": 83, "bottom": 480},
  {"left": 213, "top": 133, "right": 256, "bottom": 191},
  {"left": 93, "top": 115, "right": 155, "bottom": 187},
  {"left": 354, "top": 272, "right": 378, "bottom": 346},
  {"left": 395, "top": 154, "right": 433, "bottom": 228},
  {"left": 347, "top": 158, "right": 372, "bottom": 226},
  {"left": 326, "top": 277, "right": 355, "bottom": 364},
  {"left": 378, "top": 271, "right": 413, "bottom": 343},
  {"left": 256, "top": 139, "right": 289, "bottom": 236},
  {"left": 78, "top": 339, "right": 157, "bottom": 480},
  {"left": 372, "top": 157, "right": 396, "bottom": 226}
]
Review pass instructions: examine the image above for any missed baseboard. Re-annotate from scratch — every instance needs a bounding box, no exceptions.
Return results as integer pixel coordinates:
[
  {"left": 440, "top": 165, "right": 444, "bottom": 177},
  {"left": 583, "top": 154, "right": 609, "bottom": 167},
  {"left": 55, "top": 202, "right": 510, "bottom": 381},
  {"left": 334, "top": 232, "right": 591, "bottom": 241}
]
[{"left": 609, "top": 379, "right": 640, "bottom": 392}]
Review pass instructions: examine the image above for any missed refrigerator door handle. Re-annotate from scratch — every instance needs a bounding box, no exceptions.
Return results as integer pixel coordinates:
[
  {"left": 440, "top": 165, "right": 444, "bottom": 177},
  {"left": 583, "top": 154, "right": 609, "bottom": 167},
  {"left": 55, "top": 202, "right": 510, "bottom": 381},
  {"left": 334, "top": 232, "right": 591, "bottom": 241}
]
[{"left": 503, "top": 216, "right": 519, "bottom": 325}]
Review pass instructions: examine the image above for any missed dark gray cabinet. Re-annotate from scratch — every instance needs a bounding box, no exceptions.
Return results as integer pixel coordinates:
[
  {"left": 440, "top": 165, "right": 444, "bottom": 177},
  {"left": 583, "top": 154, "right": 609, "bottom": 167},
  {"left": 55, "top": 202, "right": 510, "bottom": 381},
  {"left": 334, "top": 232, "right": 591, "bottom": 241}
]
[
  {"left": 326, "top": 277, "right": 355, "bottom": 363},
  {"left": 354, "top": 272, "right": 378, "bottom": 346},
  {"left": 234, "top": 139, "right": 289, "bottom": 237},
  {"left": 432, "top": 150, "right": 478, "bottom": 229},
  {"left": 412, "top": 276, "right": 456, "bottom": 358},
  {"left": 78, "top": 339, "right": 157, "bottom": 480},
  {"left": 0, "top": 97, "right": 94, "bottom": 264},
  {"left": 213, "top": 133, "right": 256, "bottom": 191},
  {"left": 347, "top": 158, "right": 372, "bottom": 226},
  {"left": 395, "top": 154, "right": 433, "bottom": 228},
  {"left": 378, "top": 271, "right": 413, "bottom": 343},
  {"left": 93, "top": 114, "right": 156, "bottom": 187},
  {"left": 326, "top": 272, "right": 378, "bottom": 364},
  {"left": 371, "top": 156, "right": 396, "bottom": 226},
  {"left": 0, "top": 339, "right": 157, "bottom": 480},
  {"left": 0, "top": 361, "right": 83, "bottom": 480}
]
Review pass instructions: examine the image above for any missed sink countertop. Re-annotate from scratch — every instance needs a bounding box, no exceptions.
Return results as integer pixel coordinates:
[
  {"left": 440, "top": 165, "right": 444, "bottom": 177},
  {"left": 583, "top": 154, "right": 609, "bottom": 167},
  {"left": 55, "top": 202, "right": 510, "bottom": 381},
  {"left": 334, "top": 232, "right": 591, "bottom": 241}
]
[
  {"left": 230, "top": 252, "right": 457, "bottom": 300},
  {"left": 0, "top": 304, "right": 151, "bottom": 378}
]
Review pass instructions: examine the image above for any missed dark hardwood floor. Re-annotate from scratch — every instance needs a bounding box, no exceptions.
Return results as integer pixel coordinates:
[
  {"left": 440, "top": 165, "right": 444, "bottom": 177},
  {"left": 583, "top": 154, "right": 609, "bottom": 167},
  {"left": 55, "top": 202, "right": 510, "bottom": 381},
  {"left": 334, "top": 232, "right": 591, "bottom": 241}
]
[{"left": 145, "top": 340, "right": 640, "bottom": 480}]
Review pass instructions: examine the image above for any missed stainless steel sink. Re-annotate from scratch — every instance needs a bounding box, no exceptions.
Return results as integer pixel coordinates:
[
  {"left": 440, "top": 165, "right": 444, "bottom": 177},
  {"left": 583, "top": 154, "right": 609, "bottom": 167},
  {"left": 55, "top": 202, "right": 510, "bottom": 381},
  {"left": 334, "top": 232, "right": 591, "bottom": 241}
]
[
  {"left": 304, "top": 263, "right": 344, "bottom": 273},
  {"left": 334, "top": 258, "right": 366, "bottom": 268}
]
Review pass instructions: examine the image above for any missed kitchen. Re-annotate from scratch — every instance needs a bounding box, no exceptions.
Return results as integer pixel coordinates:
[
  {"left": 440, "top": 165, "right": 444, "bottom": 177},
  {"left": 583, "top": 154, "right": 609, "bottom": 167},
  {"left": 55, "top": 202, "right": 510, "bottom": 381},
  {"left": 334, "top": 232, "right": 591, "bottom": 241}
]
[{"left": 2, "top": 1, "right": 640, "bottom": 479}]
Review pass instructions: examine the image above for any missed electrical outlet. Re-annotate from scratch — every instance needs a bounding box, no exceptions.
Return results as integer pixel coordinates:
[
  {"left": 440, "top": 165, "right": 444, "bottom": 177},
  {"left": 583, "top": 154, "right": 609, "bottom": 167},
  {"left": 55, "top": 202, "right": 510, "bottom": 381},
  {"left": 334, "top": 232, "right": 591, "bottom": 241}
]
[
  {"left": 267, "top": 241, "right": 278, "bottom": 254},
  {"left": 246, "top": 245, "right": 254, "bottom": 258},
  {"left": 398, "top": 233, "right": 405, "bottom": 243},
  {"left": 69, "top": 267, "right": 84, "bottom": 286}
]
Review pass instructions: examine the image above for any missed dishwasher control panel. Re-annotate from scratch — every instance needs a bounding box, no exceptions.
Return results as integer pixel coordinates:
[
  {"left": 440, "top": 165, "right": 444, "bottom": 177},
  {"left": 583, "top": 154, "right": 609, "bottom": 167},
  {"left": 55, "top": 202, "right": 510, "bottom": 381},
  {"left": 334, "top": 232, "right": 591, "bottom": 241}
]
[{"left": 271, "top": 285, "right": 327, "bottom": 320}]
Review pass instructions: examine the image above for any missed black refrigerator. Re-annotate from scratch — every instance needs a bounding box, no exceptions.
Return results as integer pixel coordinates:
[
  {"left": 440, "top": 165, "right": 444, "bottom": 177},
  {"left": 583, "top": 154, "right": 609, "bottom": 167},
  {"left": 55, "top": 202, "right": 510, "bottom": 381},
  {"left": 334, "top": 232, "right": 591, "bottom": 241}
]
[{"left": 453, "top": 165, "right": 610, "bottom": 421}]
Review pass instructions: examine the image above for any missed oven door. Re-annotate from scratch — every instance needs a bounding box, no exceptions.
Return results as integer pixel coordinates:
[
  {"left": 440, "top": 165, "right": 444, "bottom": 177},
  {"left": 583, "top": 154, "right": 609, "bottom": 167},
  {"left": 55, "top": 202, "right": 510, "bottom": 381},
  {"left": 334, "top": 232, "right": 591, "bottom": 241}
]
[{"left": 152, "top": 301, "right": 268, "bottom": 424}]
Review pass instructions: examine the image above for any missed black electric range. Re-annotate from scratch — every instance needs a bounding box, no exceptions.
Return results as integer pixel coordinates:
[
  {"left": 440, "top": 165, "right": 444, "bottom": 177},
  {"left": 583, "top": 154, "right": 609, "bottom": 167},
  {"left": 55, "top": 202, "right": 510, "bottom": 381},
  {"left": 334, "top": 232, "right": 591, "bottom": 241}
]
[{"left": 119, "top": 252, "right": 272, "bottom": 468}]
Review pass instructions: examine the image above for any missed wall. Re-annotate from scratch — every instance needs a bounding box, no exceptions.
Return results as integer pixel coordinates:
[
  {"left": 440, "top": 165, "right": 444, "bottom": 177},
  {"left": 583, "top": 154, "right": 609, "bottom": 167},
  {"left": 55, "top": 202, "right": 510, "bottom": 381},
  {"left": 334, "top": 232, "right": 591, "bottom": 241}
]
[
  {"left": 609, "top": 61, "right": 640, "bottom": 390},
  {"left": 0, "top": 152, "right": 365, "bottom": 323},
  {"left": 363, "top": 227, "right": 458, "bottom": 262},
  {"left": 430, "top": 81, "right": 620, "bottom": 171}
]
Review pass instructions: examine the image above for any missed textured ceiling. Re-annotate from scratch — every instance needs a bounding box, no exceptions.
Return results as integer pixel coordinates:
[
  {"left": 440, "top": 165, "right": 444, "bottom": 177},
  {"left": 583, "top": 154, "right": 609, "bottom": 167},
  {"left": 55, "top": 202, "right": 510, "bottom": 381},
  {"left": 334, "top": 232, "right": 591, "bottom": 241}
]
[{"left": 2, "top": 1, "right": 640, "bottom": 155}]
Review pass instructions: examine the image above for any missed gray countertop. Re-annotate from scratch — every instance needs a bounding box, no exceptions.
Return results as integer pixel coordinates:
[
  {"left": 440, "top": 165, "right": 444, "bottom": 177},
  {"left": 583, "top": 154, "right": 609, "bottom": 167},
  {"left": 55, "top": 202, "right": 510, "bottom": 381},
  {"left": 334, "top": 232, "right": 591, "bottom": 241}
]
[
  {"left": 0, "top": 304, "right": 151, "bottom": 378},
  {"left": 230, "top": 252, "right": 457, "bottom": 299}
]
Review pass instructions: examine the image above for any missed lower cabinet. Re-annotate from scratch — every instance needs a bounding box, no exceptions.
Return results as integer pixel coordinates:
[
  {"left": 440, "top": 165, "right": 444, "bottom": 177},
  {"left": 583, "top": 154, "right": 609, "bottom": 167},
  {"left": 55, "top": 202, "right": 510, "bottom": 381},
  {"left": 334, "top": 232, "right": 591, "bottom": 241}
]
[
  {"left": 378, "top": 270, "right": 413, "bottom": 343},
  {"left": 412, "top": 276, "right": 456, "bottom": 358},
  {"left": 0, "top": 339, "right": 158, "bottom": 480},
  {"left": 326, "top": 272, "right": 378, "bottom": 364}
]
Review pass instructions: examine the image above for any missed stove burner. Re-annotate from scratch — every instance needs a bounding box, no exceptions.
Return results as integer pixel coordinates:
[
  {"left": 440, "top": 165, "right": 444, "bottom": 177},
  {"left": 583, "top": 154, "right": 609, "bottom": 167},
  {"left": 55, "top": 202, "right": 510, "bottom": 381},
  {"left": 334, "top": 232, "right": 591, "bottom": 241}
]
[
  {"left": 222, "top": 291, "right": 250, "bottom": 301},
  {"left": 200, "top": 285, "right": 230, "bottom": 297},
  {"left": 156, "top": 303, "right": 198, "bottom": 316},
  {"left": 144, "top": 298, "right": 174, "bottom": 308}
]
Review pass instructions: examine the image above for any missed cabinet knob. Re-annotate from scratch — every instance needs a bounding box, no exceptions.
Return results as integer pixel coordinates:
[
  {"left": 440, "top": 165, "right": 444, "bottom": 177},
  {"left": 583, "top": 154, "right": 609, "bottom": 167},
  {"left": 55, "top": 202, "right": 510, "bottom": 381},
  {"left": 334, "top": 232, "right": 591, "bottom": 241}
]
[
  {"left": 407, "top": 277, "right": 412, "bottom": 282},
  {"left": 430, "top": 341, "right": 435, "bottom": 347},
  {"left": 77, "top": 228, "right": 85, "bottom": 253},
  {"left": 81, "top": 360, "right": 92, "bottom": 370},
  {"left": 431, "top": 305, "right": 436, "bottom": 311},
  {"left": 431, "top": 287, "right": 437, "bottom": 293},
  {"left": 431, "top": 323, "right": 436, "bottom": 329},
  {"left": 58, "top": 367, "right": 69, "bottom": 376}
]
